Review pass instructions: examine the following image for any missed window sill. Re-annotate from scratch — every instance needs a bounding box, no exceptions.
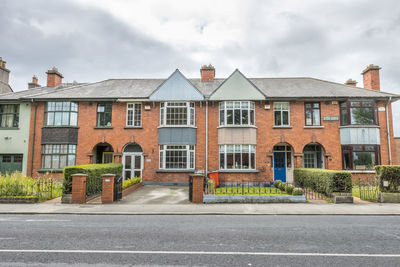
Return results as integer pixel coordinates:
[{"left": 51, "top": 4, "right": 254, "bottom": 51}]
[
  {"left": 339, "top": 125, "right": 380, "bottom": 128},
  {"left": 217, "top": 169, "right": 260, "bottom": 173},
  {"left": 304, "top": 126, "right": 325, "bottom": 129},
  {"left": 42, "top": 126, "right": 79, "bottom": 129},
  {"left": 156, "top": 169, "right": 196, "bottom": 173},
  {"left": 272, "top": 126, "right": 293, "bottom": 129},
  {"left": 93, "top": 126, "right": 114, "bottom": 129},
  {"left": 346, "top": 170, "right": 376, "bottom": 174},
  {"left": 37, "top": 169, "right": 63, "bottom": 173},
  {"left": 217, "top": 125, "right": 257, "bottom": 129},
  {"left": 0, "top": 127, "right": 19, "bottom": 130},
  {"left": 124, "top": 126, "right": 143, "bottom": 129},
  {"left": 158, "top": 126, "right": 197, "bottom": 129}
]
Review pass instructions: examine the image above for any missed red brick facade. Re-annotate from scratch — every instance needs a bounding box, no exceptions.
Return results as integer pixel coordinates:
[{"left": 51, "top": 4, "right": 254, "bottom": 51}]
[
  {"left": 394, "top": 138, "right": 400, "bottom": 165},
  {"left": 27, "top": 98, "right": 397, "bottom": 183}
]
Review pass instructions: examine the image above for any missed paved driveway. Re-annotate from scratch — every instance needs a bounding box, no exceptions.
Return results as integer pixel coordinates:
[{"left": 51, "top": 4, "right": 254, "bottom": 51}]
[{"left": 119, "top": 185, "right": 190, "bottom": 205}]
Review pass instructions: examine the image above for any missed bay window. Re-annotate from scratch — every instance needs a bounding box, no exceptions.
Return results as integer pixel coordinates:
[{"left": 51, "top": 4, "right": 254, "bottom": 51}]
[
  {"left": 274, "top": 102, "right": 290, "bottom": 126},
  {"left": 219, "top": 144, "right": 256, "bottom": 170},
  {"left": 160, "top": 102, "right": 195, "bottom": 126},
  {"left": 342, "top": 145, "right": 380, "bottom": 170},
  {"left": 159, "top": 145, "right": 195, "bottom": 169},
  {"left": 41, "top": 144, "right": 76, "bottom": 169},
  {"left": 340, "top": 100, "right": 377, "bottom": 125},
  {"left": 219, "top": 101, "right": 255, "bottom": 126},
  {"left": 45, "top": 102, "right": 78, "bottom": 126}
]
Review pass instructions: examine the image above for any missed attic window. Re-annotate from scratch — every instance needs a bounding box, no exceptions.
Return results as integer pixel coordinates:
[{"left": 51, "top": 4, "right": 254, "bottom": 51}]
[{"left": 219, "top": 101, "right": 255, "bottom": 126}]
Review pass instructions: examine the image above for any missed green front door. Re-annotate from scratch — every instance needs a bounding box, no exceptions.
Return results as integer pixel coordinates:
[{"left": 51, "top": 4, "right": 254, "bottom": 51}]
[{"left": 0, "top": 154, "right": 23, "bottom": 174}]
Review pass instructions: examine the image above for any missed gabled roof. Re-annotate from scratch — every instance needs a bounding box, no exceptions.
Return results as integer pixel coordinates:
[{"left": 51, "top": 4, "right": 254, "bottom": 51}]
[
  {"left": 209, "top": 69, "right": 265, "bottom": 100},
  {"left": 149, "top": 69, "right": 204, "bottom": 101}
]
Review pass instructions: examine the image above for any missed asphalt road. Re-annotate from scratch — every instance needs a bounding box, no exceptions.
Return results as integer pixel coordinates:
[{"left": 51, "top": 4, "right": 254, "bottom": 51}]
[{"left": 0, "top": 215, "right": 399, "bottom": 266}]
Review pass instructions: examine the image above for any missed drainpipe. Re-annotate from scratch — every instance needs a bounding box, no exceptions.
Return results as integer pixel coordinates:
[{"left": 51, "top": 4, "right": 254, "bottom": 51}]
[
  {"left": 205, "top": 101, "right": 208, "bottom": 176},
  {"left": 30, "top": 100, "right": 37, "bottom": 177},
  {"left": 385, "top": 96, "right": 392, "bottom": 165}
]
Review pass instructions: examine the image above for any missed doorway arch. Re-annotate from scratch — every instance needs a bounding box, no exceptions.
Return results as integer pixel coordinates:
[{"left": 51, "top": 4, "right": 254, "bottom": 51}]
[
  {"left": 93, "top": 143, "right": 114, "bottom": 164},
  {"left": 272, "top": 143, "right": 294, "bottom": 183},
  {"left": 122, "top": 143, "right": 143, "bottom": 180}
]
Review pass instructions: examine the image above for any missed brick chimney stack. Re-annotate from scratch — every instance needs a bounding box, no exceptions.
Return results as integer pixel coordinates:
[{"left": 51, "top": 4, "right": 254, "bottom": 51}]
[
  {"left": 362, "top": 64, "right": 381, "bottom": 91},
  {"left": 200, "top": 64, "right": 215, "bottom": 82},
  {"left": 46, "top": 67, "right": 63, "bottom": 88},
  {"left": 345, "top": 78, "right": 357, "bottom": 87},
  {"left": 0, "top": 57, "right": 10, "bottom": 86},
  {"left": 28, "top": 75, "right": 40, "bottom": 89}
]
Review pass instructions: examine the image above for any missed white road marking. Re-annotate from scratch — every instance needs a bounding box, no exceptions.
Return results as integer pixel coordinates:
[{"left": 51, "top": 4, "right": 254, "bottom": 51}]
[
  {"left": 25, "top": 219, "right": 70, "bottom": 222},
  {"left": 0, "top": 250, "right": 398, "bottom": 257}
]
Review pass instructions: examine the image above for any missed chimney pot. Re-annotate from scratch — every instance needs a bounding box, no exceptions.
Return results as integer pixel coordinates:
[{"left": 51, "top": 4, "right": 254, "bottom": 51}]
[
  {"left": 28, "top": 75, "right": 40, "bottom": 89},
  {"left": 46, "top": 67, "right": 63, "bottom": 88},
  {"left": 200, "top": 64, "right": 215, "bottom": 82},
  {"left": 361, "top": 64, "right": 381, "bottom": 91},
  {"left": 345, "top": 78, "right": 357, "bottom": 86}
]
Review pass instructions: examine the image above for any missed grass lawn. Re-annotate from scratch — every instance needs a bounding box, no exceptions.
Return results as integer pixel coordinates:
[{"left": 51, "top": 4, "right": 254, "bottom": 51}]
[
  {"left": 352, "top": 185, "right": 379, "bottom": 201},
  {"left": 213, "top": 186, "right": 290, "bottom": 196}
]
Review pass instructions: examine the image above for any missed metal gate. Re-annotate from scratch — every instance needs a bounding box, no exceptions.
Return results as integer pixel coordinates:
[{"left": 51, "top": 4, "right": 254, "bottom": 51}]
[{"left": 114, "top": 176, "right": 122, "bottom": 201}]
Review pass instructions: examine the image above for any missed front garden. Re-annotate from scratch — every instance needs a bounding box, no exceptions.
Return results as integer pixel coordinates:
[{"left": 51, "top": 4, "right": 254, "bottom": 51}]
[{"left": 0, "top": 172, "right": 62, "bottom": 202}]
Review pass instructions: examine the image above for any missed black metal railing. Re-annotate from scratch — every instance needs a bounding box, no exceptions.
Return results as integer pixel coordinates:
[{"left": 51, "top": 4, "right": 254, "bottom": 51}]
[
  {"left": 114, "top": 176, "right": 122, "bottom": 201},
  {"left": 354, "top": 177, "right": 380, "bottom": 202}
]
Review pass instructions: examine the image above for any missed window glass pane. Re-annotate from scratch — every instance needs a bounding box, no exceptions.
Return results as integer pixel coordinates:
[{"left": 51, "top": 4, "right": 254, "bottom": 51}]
[
  {"left": 59, "top": 155, "right": 67, "bottom": 169},
  {"left": 274, "top": 103, "right": 282, "bottom": 110},
  {"left": 54, "top": 112, "right": 62, "bottom": 126},
  {"left": 242, "top": 152, "right": 249, "bottom": 169},
  {"left": 44, "top": 155, "right": 52, "bottom": 168},
  {"left": 226, "top": 110, "right": 233, "bottom": 124},
  {"left": 282, "top": 111, "right": 289, "bottom": 125},
  {"left": 62, "top": 112, "right": 69, "bottom": 125},
  {"left": 351, "top": 108, "right": 374, "bottom": 124},
  {"left": 70, "top": 112, "right": 78, "bottom": 126},
  {"left": 68, "top": 155, "right": 75, "bottom": 166},
  {"left": 353, "top": 152, "right": 375, "bottom": 170},
  {"left": 250, "top": 109, "right": 254, "bottom": 125},
  {"left": 250, "top": 152, "right": 255, "bottom": 169},
  {"left": 234, "top": 109, "right": 241, "bottom": 125},
  {"left": 242, "top": 109, "right": 248, "bottom": 124},
  {"left": 226, "top": 102, "right": 233, "bottom": 108},
  {"left": 62, "top": 102, "right": 70, "bottom": 111},
  {"left": 274, "top": 111, "right": 281, "bottom": 125},
  {"left": 220, "top": 152, "right": 225, "bottom": 169},
  {"left": 234, "top": 102, "right": 240, "bottom": 108},
  {"left": 219, "top": 108, "right": 224, "bottom": 125},
  {"left": 313, "top": 109, "right": 320, "bottom": 125},
  {"left": 341, "top": 108, "right": 348, "bottom": 125},
  {"left": 55, "top": 102, "right": 63, "bottom": 111},
  {"left": 226, "top": 153, "right": 233, "bottom": 169},
  {"left": 305, "top": 110, "right": 312, "bottom": 125},
  {"left": 351, "top": 102, "right": 361, "bottom": 107}
]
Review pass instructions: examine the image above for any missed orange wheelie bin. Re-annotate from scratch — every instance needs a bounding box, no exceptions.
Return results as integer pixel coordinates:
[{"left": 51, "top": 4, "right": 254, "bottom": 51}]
[{"left": 207, "top": 171, "right": 219, "bottom": 187}]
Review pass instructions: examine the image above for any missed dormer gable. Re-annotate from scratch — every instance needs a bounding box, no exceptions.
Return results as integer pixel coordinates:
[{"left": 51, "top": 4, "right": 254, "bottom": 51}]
[
  {"left": 209, "top": 69, "right": 265, "bottom": 100},
  {"left": 149, "top": 69, "right": 204, "bottom": 101}
]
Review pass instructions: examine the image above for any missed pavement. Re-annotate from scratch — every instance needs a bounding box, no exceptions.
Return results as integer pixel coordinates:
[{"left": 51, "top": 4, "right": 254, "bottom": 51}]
[{"left": 1, "top": 185, "right": 400, "bottom": 215}]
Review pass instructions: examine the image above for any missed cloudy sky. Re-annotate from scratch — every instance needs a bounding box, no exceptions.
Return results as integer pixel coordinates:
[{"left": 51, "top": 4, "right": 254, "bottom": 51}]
[{"left": 1, "top": 0, "right": 399, "bottom": 135}]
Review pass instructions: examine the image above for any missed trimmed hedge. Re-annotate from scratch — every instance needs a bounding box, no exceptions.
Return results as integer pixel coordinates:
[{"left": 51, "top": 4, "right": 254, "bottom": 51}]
[
  {"left": 375, "top": 165, "right": 400, "bottom": 192},
  {"left": 122, "top": 177, "right": 141, "bottom": 190},
  {"left": 294, "top": 168, "right": 352, "bottom": 196},
  {"left": 62, "top": 163, "right": 123, "bottom": 195}
]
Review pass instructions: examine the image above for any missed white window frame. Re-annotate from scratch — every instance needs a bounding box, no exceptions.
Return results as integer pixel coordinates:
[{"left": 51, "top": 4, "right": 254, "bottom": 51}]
[
  {"left": 219, "top": 144, "right": 256, "bottom": 170},
  {"left": 160, "top": 102, "right": 195, "bottom": 126},
  {"left": 274, "top": 102, "right": 290, "bottom": 126},
  {"left": 219, "top": 101, "right": 255, "bottom": 126},
  {"left": 126, "top": 103, "right": 142, "bottom": 127},
  {"left": 159, "top": 145, "right": 195, "bottom": 170}
]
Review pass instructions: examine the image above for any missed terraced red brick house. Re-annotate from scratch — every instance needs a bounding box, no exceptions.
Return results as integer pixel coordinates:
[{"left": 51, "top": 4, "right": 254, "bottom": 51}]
[{"left": 1, "top": 64, "right": 398, "bottom": 184}]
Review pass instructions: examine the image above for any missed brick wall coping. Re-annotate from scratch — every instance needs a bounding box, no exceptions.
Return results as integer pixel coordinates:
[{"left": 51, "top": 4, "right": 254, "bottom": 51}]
[
  {"left": 101, "top": 174, "right": 117, "bottom": 177},
  {"left": 217, "top": 169, "right": 260, "bottom": 173},
  {"left": 156, "top": 169, "right": 195, "bottom": 173},
  {"left": 71, "top": 173, "right": 88, "bottom": 177},
  {"left": 348, "top": 170, "right": 376, "bottom": 174}
]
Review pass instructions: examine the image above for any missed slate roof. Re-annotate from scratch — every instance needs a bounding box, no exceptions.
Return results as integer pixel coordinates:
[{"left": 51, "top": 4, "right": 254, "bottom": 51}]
[{"left": 1, "top": 74, "right": 398, "bottom": 101}]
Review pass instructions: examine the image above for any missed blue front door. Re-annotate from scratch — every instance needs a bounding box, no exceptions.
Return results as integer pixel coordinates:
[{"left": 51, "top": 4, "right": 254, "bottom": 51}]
[{"left": 274, "top": 152, "right": 286, "bottom": 182}]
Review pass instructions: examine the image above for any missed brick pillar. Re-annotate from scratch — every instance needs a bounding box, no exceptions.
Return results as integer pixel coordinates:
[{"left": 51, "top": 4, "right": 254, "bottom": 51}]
[
  {"left": 192, "top": 175, "right": 204, "bottom": 203},
  {"left": 102, "top": 174, "right": 115, "bottom": 204},
  {"left": 71, "top": 174, "right": 87, "bottom": 204}
]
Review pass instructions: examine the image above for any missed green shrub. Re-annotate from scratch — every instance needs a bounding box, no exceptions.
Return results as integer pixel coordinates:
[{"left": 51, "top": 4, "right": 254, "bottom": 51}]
[
  {"left": 274, "top": 180, "right": 282, "bottom": 189},
  {"left": 375, "top": 165, "right": 400, "bottom": 192},
  {"left": 122, "top": 177, "right": 141, "bottom": 190},
  {"left": 279, "top": 182, "right": 286, "bottom": 191},
  {"left": 292, "top": 188, "right": 304, "bottom": 196},
  {"left": 63, "top": 163, "right": 123, "bottom": 195},
  {"left": 286, "top": 184, "right": 295, "bottom": 194},
  {"left": 294, "top": 168, "right": 352, "bottom": 196}
]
